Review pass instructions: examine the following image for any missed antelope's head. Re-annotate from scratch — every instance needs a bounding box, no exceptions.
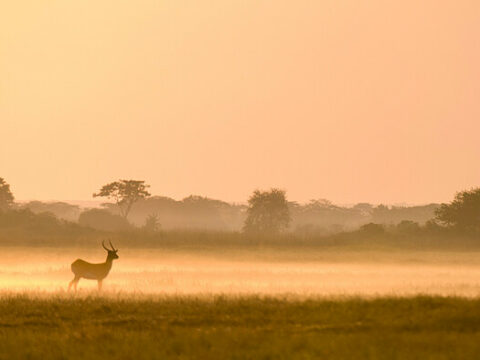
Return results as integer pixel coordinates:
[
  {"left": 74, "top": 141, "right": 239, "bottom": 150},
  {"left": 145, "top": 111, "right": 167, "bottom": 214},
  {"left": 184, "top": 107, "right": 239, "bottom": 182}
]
[{"left": 102, "top": 240, "right": 119, "bottom": 261}]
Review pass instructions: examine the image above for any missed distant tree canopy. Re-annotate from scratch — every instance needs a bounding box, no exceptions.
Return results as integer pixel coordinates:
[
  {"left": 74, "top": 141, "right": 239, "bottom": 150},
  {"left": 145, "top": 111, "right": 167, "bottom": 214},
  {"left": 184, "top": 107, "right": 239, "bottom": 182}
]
[
  {"left": 93, "top": 180, "right": 150, "bottom": 219},
  {"left": 0, "top": 177, "right": 14, "bottom": 211},
  {"left": 105, "top": 195, "right": 245, "bottom": 230},
  {"left": 21, "top": 201, "right": 80, "bottom": 222},
  {"left": 243, "top": 188, "right": 290, "bottom": 234},
  {"left": 435, "top": 188, "right": 480, "bottom": 233},
  {"left": 78, "top": 209, "right": 131, "bottom": 232}
]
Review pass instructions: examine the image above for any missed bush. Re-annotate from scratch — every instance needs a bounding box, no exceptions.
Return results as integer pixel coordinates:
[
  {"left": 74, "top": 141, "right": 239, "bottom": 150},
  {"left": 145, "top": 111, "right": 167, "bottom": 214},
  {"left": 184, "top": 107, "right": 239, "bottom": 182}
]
[
  {"left": 396, "top": 220, "right": 421, "bottom": 235},
  {"left": 359, "top": 223, "right": 385, "bottom": 236}
]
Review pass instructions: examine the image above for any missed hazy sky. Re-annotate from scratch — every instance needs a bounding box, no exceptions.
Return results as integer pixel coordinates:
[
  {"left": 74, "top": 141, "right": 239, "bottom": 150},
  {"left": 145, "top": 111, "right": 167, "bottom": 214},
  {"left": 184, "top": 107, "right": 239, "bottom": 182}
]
[{"left": 1, "top": 1, "right": 479, "bottom": 204}]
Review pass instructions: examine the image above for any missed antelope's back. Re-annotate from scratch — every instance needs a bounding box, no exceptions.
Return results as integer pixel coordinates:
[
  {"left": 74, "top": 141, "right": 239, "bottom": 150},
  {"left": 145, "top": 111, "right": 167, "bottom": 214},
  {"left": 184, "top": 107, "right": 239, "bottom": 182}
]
[{"left": 71, "top": 259, "right": 90, "bottom": 274}]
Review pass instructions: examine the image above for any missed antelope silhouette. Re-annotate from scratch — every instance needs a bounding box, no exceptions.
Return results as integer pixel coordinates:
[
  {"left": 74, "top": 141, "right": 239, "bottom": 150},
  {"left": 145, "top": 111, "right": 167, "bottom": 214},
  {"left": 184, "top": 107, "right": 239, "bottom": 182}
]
[{"left": 68, "top": 240, "right": 119, "bottom": 292}]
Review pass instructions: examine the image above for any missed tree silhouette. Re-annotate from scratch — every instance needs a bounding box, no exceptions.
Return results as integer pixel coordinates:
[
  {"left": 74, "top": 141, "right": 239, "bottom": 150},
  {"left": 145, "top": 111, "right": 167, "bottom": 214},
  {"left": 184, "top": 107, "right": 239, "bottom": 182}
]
[
  {"left": 435, "top": 188, "right": 480, "bottom": 233},
  {"left": 0, "top": 177, "right": 14, "bottom": 211},
  {"left": 93, "top": 180, "right": 151, "bottom": 220},
  {"left": 143, "top": 213, "right": 161, "bottom": 233},
  {"left": 243, "top": 188, "right": 290, "bottom": 234}
]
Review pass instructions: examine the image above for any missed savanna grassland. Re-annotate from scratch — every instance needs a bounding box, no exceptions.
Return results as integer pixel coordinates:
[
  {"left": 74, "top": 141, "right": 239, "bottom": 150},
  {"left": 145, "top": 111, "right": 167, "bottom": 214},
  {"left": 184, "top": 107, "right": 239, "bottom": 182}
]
[
  {"left": 1, "top": 294, "right": 480, "bottom": 360},
  {"left": 0, "top": 245, "right": 480, "bottom": 359},
  {"left": 3, "top": 206, "right": 480, "bottom": 359}
]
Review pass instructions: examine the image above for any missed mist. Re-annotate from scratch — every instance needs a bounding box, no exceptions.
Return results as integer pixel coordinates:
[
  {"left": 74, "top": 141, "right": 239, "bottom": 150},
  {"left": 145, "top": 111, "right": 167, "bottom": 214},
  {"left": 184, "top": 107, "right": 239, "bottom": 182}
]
[{"left": 1, "top": 246, "right": 479, "bottom": 297}]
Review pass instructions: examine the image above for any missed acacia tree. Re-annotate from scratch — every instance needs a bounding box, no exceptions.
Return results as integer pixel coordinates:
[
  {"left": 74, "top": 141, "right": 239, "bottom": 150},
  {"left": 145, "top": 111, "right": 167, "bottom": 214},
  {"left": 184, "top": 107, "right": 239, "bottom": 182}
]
[
  {"left": 0, "top": 177, "right": 14, "bottom": 211},
  {"left": 243, "top": 188, "right": 290, "bottom": 234},
  {"left": 435, "top": 188, "right": 480, "bottom": 233},
  {"left": 93, "top": 180, "right": 151, "bottom": 220}
]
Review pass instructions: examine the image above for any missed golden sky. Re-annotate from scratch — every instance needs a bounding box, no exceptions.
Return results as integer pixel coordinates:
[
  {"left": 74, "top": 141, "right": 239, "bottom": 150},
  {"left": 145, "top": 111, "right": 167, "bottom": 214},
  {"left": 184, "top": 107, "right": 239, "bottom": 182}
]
[{"left": 1, "top": 1, "right": 479, "bottom": 204}]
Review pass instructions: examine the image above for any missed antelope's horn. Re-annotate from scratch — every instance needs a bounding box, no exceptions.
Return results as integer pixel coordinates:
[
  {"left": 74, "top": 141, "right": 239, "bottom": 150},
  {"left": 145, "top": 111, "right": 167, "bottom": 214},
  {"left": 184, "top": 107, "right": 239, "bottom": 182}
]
[
  {"left": 102, "top": 240, "right": 109, "bottom": 251},
  {"left": 109, "top": 240, "right": 116, "bottom": 251}
]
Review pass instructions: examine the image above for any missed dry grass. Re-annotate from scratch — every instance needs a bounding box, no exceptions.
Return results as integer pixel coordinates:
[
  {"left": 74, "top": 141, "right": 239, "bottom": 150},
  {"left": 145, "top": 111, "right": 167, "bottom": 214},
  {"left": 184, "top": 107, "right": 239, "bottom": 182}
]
[{"left": 0, "top": 293, "right": 480, "bottom": 359}]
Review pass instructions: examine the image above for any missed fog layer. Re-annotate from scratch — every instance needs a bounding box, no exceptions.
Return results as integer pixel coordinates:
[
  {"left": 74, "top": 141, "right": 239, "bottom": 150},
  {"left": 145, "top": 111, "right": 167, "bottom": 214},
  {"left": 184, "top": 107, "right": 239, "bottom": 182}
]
[{"left": 2, "top": 247, "right": 480, "bottom": 297}]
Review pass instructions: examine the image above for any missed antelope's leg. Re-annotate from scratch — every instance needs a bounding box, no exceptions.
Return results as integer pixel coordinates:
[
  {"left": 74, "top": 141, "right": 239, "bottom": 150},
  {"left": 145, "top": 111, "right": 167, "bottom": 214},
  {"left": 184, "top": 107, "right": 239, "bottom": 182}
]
[
  {"left": 68, "top": 276, "right": 79, "bottom": 292},
  {"left": 73, "top": 277, "right": 80, "bottom": 292},
  {"left": 98, "top": 280, "right": 103, "bottom": 291}
]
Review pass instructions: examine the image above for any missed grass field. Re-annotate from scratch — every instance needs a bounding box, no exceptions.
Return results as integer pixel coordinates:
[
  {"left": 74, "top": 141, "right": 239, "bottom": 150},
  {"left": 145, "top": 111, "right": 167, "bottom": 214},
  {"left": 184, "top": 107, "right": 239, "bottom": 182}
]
[
  {"left": 1, "top": 294, "right": 480, "bottom": 359},
  {"left": 3, "top": 247, "right": 480, "bottom": 296}
]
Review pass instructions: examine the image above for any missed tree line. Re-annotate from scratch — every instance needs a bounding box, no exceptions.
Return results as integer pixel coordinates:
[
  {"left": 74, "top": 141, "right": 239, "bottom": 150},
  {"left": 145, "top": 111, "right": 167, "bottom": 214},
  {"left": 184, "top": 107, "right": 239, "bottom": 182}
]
[{"left": 1, "top": 177, "right": 479, "bottom": 236}]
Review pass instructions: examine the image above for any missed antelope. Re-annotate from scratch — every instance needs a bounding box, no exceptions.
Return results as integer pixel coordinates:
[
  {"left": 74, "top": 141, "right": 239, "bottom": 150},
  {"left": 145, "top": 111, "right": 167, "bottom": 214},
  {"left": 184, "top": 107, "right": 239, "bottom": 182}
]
[{"left": 68, "top": 240, "right": 119, "bottom": 292}]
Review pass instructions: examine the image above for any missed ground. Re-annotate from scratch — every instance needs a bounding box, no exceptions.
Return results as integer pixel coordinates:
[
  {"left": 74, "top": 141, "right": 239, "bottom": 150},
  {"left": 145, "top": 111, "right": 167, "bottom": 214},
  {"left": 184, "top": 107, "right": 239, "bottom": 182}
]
[{"left": 1, "top": 294, "right": 480, "bottom": 359}]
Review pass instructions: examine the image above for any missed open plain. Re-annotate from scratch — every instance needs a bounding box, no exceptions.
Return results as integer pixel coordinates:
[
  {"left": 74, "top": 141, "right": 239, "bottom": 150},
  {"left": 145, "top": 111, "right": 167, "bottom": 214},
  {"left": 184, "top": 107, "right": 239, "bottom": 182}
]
[{"left": 1, "top": 247, "right": 480, "bottom": 359}]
